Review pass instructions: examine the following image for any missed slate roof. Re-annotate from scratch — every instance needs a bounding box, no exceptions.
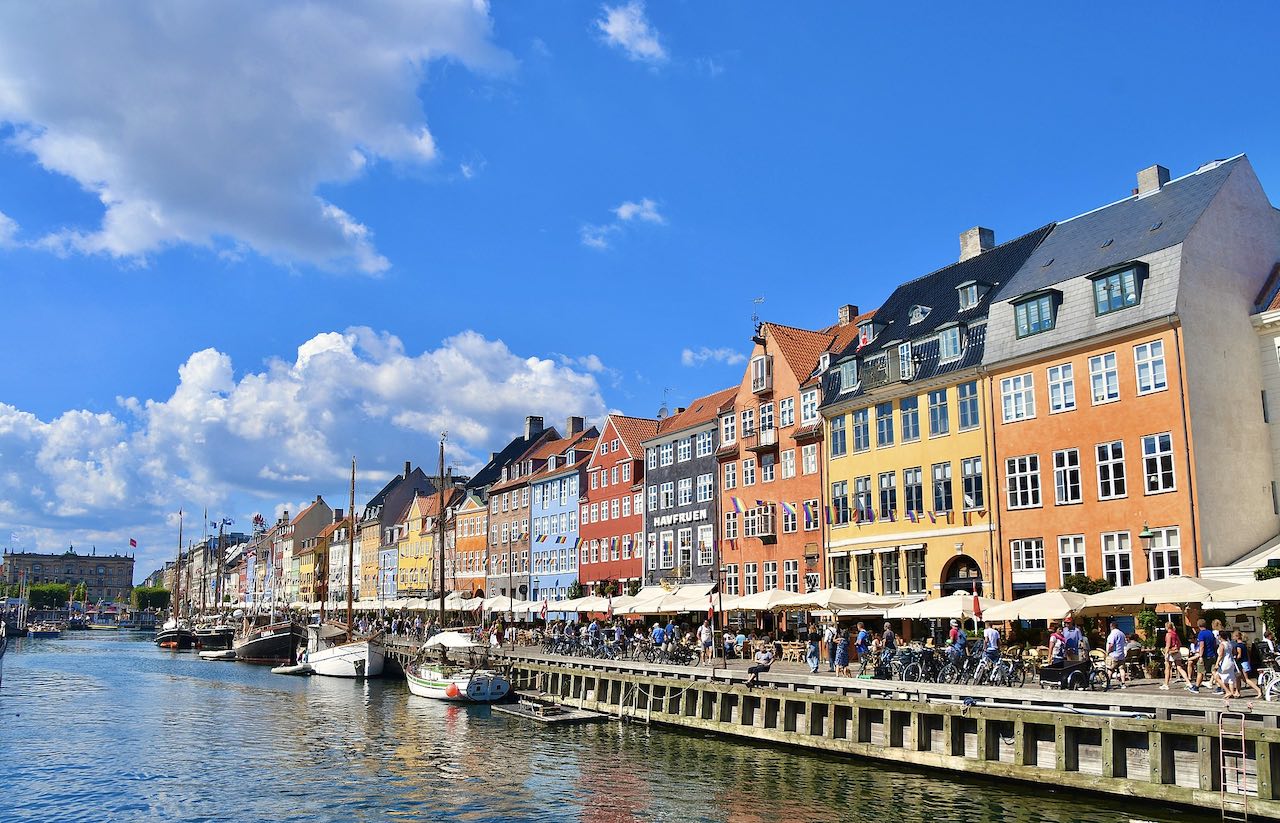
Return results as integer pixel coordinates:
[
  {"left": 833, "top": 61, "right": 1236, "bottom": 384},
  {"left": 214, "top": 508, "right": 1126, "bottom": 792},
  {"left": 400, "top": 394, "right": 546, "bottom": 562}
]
[
  {"left": 653, "top": 386, "right": 738, "bottom": 437},
  {"left": 995, "top": 157, "right": 1242, "bottom": 302},
  {"left": 466, "top": 431, "right": 548, "bottom": 492}
]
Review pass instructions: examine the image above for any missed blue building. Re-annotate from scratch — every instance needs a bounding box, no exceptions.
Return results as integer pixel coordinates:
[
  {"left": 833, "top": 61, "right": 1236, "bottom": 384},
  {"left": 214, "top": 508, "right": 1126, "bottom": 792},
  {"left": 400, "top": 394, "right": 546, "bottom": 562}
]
[{"left": 530, "top": 430, "right": 597, "bottom": 620}]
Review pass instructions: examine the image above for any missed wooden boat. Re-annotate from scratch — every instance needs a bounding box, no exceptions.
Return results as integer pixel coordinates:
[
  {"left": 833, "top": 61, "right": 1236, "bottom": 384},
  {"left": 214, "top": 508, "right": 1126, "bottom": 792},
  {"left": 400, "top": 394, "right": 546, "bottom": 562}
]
[
  {"left": 233, "top": 620, "right": 305, "bottom": 665},
  {"left": 0, "top": 622, "right": 7, "bottom": 688},
  {"left": 155, "top": 618, "right": 195, "bottom": 650},
  {"left": 404, "top": 631, "right": 511, "bottom": 703},
  {"left": 193, "top": 624, "right": 235, "bottom": 650},
  {"left": 28, "top": 622, "right": 64, "bottom": 638},
  {"left": 304, "top": 623, "right": 385, "bottom": 679}
]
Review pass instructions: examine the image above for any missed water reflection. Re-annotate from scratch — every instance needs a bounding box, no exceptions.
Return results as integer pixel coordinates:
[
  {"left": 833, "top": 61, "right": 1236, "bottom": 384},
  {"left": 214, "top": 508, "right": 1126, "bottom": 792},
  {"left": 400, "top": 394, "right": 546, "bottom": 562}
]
[{"left": 0, "top": 634, "right": 1215, "bottom": 823}]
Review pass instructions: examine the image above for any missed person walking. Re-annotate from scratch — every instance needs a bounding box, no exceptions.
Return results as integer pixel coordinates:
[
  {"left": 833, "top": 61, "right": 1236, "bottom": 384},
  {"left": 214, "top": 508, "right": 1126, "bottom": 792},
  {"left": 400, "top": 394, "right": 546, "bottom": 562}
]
[
  {"left": 1190, "top": 618, "right": 1215, "bottom": 694},
  {"left": 835, "top": 630, "right": 851, "bottom": 677},
  {"left": 1048, "top": 621, "right": 1067, "bottom": 665},
  {"left": 805, "top": 622, "right": 821, "bottom": 674},
  {"left": 698, "top": 620, "right": 714, "bottom": 664},
  {"left": 823, "top": 622, "right": 837, "bottom": 672},
  {"left": 1104, "top": 621, "right": 1128, "bottom": 688},
  {"left": 1234, "top": 629, "right": 1262, "bottom": 698},
  {"left": 854, "top": 622, "right": 870, "bottom": 663},
  {"left": 1160, "top": 621, "right": 1184, "bottom": 690}
]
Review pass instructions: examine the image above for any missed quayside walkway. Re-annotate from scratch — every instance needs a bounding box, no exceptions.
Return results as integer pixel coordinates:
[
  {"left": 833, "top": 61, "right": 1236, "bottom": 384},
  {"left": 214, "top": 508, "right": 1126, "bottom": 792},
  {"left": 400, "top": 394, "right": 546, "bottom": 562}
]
[{"left": 444, "top": 644, "right": 1278, "bottom": 819}]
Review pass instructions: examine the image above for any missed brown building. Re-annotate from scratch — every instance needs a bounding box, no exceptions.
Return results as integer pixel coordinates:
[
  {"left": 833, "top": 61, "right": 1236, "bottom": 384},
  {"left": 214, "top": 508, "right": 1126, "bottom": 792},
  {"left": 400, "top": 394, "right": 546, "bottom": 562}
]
[{"left": 4, "top": 547, "right": 136, "bottom": 603}]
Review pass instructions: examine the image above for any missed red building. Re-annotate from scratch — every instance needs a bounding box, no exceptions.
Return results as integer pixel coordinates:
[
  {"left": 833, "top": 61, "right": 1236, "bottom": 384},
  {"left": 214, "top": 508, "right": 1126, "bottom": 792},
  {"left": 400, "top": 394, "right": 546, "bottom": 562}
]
[{"left": 578, "top": 414, "right": 658, "bottom": 594}]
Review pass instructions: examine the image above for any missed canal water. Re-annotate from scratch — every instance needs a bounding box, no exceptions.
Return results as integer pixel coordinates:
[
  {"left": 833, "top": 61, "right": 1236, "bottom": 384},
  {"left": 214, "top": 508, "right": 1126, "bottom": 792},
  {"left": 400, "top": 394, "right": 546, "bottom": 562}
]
[{"left": 0, "top": 633, "right": 1214, "bottom": 822}]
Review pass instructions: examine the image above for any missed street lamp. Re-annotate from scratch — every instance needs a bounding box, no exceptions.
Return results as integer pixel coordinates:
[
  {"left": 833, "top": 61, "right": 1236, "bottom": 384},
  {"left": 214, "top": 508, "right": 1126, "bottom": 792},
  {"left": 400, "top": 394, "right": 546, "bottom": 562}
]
[
  {"left": 532, "top": 575, "right": 540, "bottom": 603},
  {"left": 1138, "top": 522, "right": 1155, "bottom": 579}
]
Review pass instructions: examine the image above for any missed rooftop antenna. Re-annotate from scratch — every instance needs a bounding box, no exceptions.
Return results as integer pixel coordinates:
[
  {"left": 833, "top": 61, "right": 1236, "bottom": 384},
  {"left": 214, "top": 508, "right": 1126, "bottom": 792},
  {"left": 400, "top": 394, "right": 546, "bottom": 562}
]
[
  {"left": 752, "top": 296, "right": 766, "bottom": 345},
  {"left": 658, "top": 386, "right": 672, "bottom": 419}
]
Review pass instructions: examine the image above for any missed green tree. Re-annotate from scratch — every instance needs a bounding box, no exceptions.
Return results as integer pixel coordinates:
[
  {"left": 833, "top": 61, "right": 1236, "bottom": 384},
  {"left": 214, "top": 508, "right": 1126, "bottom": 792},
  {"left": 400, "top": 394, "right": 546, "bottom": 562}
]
[
  {"left": 132, "top": 586, "right": 171, "bottom": 610},
  {"left": 1255, "top": 565, "right": 1280, "bottom": 635},
  {"left": 1062, "top": 575, "right": 1114, "bottom": 595},
  {"left": 566, "top": 580, "right": 584, "bottom": 600},
  {"left": 71, "top": 582, "right": 87, "bottom": 603},
  {"left": 28, "top": 583, "right": 70, "bottom": 609},
  {"left": 626, "top": 579, "right": 642, "bottom": 597}
]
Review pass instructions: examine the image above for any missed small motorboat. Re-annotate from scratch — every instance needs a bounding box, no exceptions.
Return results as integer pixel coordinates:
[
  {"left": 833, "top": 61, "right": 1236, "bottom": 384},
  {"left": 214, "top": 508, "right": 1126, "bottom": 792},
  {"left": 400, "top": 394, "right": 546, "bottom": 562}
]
[
  {"left": 405, "top": 631, "right": 511, "bottom": 703},
  {"left": 28, "top": 622, "right": 64, "bottom": 639},
  {"left": 271, "top": 662, "right": 314, "bottom": 676},
  {"left": 198, "top": 649, "right": 237, "bottom": 661}
]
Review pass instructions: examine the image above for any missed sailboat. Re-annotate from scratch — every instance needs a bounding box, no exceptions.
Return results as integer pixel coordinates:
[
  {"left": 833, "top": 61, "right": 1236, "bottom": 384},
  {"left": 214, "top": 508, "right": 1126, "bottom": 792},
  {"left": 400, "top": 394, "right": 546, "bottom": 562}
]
[
  {"left": 405, "top": 631, "right": 510, "bottom": 702},
  {"left": 156, "top": 511, "right": 195, "bottom": 650},
  {"left": 0, "top": 621, "right": 7, "bottom": 688},
  {"left": 303, "top": 456, "right": 384, "bottom": 678}
]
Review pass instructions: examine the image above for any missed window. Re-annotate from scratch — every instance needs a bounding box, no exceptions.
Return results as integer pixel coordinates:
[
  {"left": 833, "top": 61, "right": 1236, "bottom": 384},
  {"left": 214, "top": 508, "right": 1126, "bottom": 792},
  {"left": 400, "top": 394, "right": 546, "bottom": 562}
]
[
  {"left": 903, "top": 467, "right": 923, "bottom": 514},
  {"left": 741, "top": 407, "right": 755, "bottom": 437},
  {"left": 600, "top": 468, "right": 609, "bottom": 488},
  {"left": 744, "top": 562, "right": 758, "bottom": 595},
  {"left": 634, "top": 492, "right": 643, "bottom": 513},
  {"left": 838, "top": 359, "right": 859, "bottom": 392},
  {"left": 761, "top": 453, "right": 775, "bottom": 483},
  {"left": 829, "top": 414, "right": 847, "bottom": 458},
  {"left": 1014, "top": 293, "right": 1056, "bottom": 337},
  {"left": 742, "top": 458, "right": 756, "bottom": 486},
  {"left": 856, "top": 554, "right": 875, "bottom": 593},
  {"left": 783, "top": 559, "right": 799, "bottom": 592},
  {"left": 876, "top": 402, "right": 894, "bottom": 447},
  {"left": 677, "top": 528, "right": 693, "bottom": 569},
  {"left": 780, "top": 449, "right": 796, "bottom": 479},
  {"left": 723, "top": 564, "right": 739, "bottom": 596},
  {"left": 696, "top": 473, "right": 714, "bottom": 502},
  {"left": 721, "top": 414, "right": 736, "bottom": 444},
  {"left": 751, "top": 355, "right": 772, "bottom": 392},
  {"left": 1001, "top": 374, "right": 1035, "bottom": 422},
  {"left": 677, "top": 478, "right": 693, "bottom": 506},
  {"left": 611, "top": 466, "right": 618, "bottom": 485},
  {"left": 763, "top": 561, "right": 778, "bottom": 590},
  {"left": 501, "top": 523, "right": 509, "bottom": 543},
  {"left": 779, "top": 397, "right": 795, "bottom": 427},
  {"left": 1135, "top": 340, "right": 1167, "bottom": 394},
  {"left": 900, "top": 396, "right": 920, "bottom": 442},
  {"left": 906, "top": 548, "right": 926, "bottom": 594},
  {"left": 958, "top": 381, "right": 980, "bottom": 430},
  {"left": 697, "top": 525, "right": 714, "bottom": 566},
  {"left": 659, "top": 443, "right": 674, "bottom": 466},
  {"left": 1142, "top": 432, "right": 1176, "bottom": 493},
  {"left": 1011, "top": 538, "right": 1045, "bottom": 572},
  {"left": 621, "top": 462, "right": 631, "bottom": 482},
  {"left": 501, "top": 493, "right": 509, "bottom": 511},
  {"left": 854, "top": 476, "right": 873, "bottom": 521},
  {"left": 801, "top": 444, "right": 818, "bottom": 475},
  {"left": 645, "top": 535, "right": 656, "bottom": 569},
  {"left": 831, "top": 480, "right": 850, "bottom": 526},
  {"left": 1047, "top": 363, "right": 1076, "bottom": 413},
  {"left": 1096, "top": 440, "right": 1127, "bottom": 499},
  {"left": 852, "top": 408, "right": 870, "bottom": 452},
  {"left": 647, "top": 447, "right": 657, "bottom": 470},
  {"left": 801, "top": 389, "right": 819, "bottom": 424},
  {"left": 611, "top": 439, "right": 620, "bottom": 452},
  {"left": 939, "top": 326, "right": 962, "bottom": 361},
  {"left": 660, "top": 481, "right": 675, "bottom": 508},
  {"left": 880, "top": 551, "right": 901, "bottom": 595},
  {"left": 598, "top": 501, "right": 608, "bottom": 521},
  {"left": 724, "top": 512, "right": 739, "bottom": 540},
  {"left": 677, "top": 437, "right": 692, "bottom": 462},
  {"left": 647, "top": 486, "right": 657, "bottom": 512},
  {"left": 932, "top": 462, "right": 953, "bottom": 513},
  {"left": 1089, "top": 353, "right": 1119, "bottom": 404},
  {"left": 878, "top": 471, "right": 897, "bottom": 519},
  {"left": 1059, "top": 535, "right": 1086, "bottom": 582},
  {"left": 522, "top": 488, "right": 530, "bottom": 508},
  {"left": 1149, "top": 526, "right": 1181, "bottom": 580},
  {"left": 803, "top": 498, "right": 820, "bottom": 531},
  {"left": 1102, "top": 531, "right": 1132, "bottom": 587},
  {"left": 591, "top": 472, "right": 598, "bottom": 490},
  {"left": 1093, "top": 266, "right": 1140, "bottom": 315},
  {"left": 723, "top": 463, "right": 736, "bottom": 490},
  {"left": 759, "top": 403, "right": 775, "bottom": 433},
  {"left": 696, "top": 431, "right": 713, "bottom": 457},
  {"left": 660, "top": 531, "right": 674, "bottom": 569},
  {"left": 1053, "top": 448, "right": 1082, "bottom": 505},
  {"left": 781, "top": 505, "right": 797, "bottom": 533},
  {"left": 1005, "top": 455, "right": 1041, "bottom": 509},
  {"left": 958, "top": 283, "right": 979, "bottom": 311},
  {"left": 898, "top": 342, "right": 914, "bottom": 380},
  {"left": 961, "top": 457, "right": 983, "bottom": 510},
  {"left": 924, "top": 389, "right": 948, "bottom": 437}
]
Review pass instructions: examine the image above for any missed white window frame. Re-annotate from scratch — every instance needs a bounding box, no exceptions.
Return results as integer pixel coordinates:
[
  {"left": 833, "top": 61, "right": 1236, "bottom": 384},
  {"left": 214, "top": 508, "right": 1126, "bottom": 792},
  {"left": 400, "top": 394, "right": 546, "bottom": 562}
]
[
  {"left": 779, "top": 397, "right": 795, "bottom": 428},
  {"left": 781, "top": 449, "right": 796, "bottom": 479},
  {"left": 1047, "top": 363, "right": 1076, "bottom": 413},
  {"left": 1148, "top": 526, "right": 1181, "bottom": 580},
  {"left": 1096, "top": 440, "right": 1127, "bottom": 500},
  {"left": 1135, "top": 340, "right": 1168, "bottom": 395},
  {"left": 1005, "top": 454, "right": 1041, "bottom": 509},
  {"left": 1058, "top": 534, "right": 1086, "bottom": 583},
  {"left": 1001, "top": 373, "right": 1035, "bottom": 423},
  {"left": 938, "top": 326, "right": 962, "bottom": 361},
  {"left": 677, "top": 437, "right": 692, "bottom": 463},
  {"left": 801, "top": 444, "right": 817, "bottom": 475},
  {"left": 1053, "top": 448, "right": 1082, "bottom": 505},
  {"left": 721, "top": 414, "right": 736, "bottom": 444},
  {"left": 1142, "top": 432, "right": 1176, "bottom": 494},
  {"left": 1089, "top": 352, "right": 1120, "bottom": 405},
  {"left": 800, "top": 390, "right": 819, "bottom": 424},
  {"left": 723, "top": 463, "right": 737, "bottom": 490},
  {"left": 1010, "top": 538, "right": 1046, "bottom": 572},
  {"left": 742, "top": 457, "right": 756, "bottom": 486},
  {"left": 1102, "top": 531, "right": 1133, "bottom": 587}
]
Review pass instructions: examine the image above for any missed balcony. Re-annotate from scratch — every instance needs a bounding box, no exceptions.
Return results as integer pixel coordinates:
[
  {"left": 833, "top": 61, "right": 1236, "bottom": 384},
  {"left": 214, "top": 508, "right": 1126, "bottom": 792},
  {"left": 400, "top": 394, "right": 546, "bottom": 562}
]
[
  {"left": 745, "top": 505, "right": 777, "bottom": 545},
  {"left": 743, "top": 426, "right": 778, "bottom": 453}
]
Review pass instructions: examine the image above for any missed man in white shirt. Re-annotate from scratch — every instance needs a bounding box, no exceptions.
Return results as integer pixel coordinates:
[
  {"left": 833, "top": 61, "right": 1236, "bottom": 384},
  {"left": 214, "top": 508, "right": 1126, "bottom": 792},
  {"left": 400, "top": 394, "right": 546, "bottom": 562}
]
[{"left": 1105, "top": 621, "right": 1129, "bottom": 688}]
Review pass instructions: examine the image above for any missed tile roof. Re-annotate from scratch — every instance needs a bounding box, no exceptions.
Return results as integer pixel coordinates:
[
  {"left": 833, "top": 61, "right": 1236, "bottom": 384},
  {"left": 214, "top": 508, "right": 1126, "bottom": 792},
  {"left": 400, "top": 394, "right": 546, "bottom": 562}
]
[
  {"left": 608, "top": 414, "right": 660, "bottom": 458},
  {"left": 654, "top": 386, "right": 738, "bottom": 436},
  {"left": 767, "top": 322, "right": 837, "bottom": 382},
  {"left": 995, "top": 157, "right": 1242, "bottom": 302},
  {"left": 318, "top": 517, "right": 351, "bottom": 539}
]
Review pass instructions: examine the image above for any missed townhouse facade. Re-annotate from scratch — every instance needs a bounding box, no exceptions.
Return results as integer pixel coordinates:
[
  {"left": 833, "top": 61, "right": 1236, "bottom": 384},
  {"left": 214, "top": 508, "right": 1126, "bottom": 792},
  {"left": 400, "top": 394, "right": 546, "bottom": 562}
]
[
  {"left": 580, "top": 414, "right": 657, "bottom": 594},
  {"left": 485, "top": 417, "right": 564, "bottom": 601},
  {"left": 530, "top": 429, "right": 597, "bottom": 614},
  {"left": 325, "top": 514, "right": 356, "bottom": 606},
  {"left": 453, "top": 492, "right": 489, "bottom": 598},
  {"left": 356, "top": 461, "right": 435, "bottom": 601},
  {"left": 641, "top": 387, "right": 735, "bottom": 587}
]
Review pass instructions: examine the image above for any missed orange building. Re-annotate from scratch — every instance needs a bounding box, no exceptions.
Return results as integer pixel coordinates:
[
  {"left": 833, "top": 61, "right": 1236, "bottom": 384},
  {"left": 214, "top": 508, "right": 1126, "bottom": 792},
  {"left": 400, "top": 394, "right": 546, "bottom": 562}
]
[{"left": 452, "top": 491, "right": 489, "bottom": 598}]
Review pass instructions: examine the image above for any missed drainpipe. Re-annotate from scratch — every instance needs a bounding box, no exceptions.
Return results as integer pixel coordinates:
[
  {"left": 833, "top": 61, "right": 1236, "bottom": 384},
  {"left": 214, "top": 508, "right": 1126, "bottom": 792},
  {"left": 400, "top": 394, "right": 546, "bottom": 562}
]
[
  {"left": 978, "top": 364, "right": 1004, "bottom": 600},
  {"left": 1169, "top": 318, "right": 1201, "bottom": 576}
]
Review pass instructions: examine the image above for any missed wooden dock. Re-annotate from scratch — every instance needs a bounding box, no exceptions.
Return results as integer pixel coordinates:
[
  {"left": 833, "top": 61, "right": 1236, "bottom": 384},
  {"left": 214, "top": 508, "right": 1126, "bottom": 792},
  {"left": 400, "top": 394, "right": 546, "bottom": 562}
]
[{"left": 492, "top": 691, "right": 610, "bottom": 725}]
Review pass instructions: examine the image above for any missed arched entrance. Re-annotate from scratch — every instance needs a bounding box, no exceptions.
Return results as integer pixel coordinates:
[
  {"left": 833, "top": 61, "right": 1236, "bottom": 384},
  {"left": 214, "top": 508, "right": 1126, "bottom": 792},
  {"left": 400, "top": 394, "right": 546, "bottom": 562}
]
[
  {"left": 473, "top": 588, "right": 486, "bottom": 598},
  {"left": 940, "top": 554, "right": 983, "bottom": 595}
]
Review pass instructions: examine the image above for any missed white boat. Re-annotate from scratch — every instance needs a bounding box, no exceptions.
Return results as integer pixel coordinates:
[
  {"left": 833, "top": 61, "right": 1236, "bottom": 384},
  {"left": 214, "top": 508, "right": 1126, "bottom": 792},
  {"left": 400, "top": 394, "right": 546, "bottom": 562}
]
[
  {"left": 404, "top": 631, "right": 511, "bottom": 703},
  {"left": 304, "top": 623, "right": 385, "bottom": 679}
]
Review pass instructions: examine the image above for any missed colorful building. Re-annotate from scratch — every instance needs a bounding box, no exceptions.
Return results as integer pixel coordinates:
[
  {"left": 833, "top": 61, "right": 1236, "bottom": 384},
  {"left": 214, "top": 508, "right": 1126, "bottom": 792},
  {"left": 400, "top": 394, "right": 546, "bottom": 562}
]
[
  {"left": 485, "top": 417, "right": 566, "bottom": 602},
  {"left": 983, "top": 157, "right": 1280, "bottom": 597},
  {"left": 453, "top": 491, "right": 490, "bottom": 598},
  {"left": 356, "top": 461, "right": 435, "bottom": 600},
  {"left": 580, "top": 414, "right": 658, "bottom": 594},
  {"left": 819, "top": 227, "right": 1050, "bottom": 601},
  {"left": 531, "top": 428, "right": 598, "bottom": 616}
]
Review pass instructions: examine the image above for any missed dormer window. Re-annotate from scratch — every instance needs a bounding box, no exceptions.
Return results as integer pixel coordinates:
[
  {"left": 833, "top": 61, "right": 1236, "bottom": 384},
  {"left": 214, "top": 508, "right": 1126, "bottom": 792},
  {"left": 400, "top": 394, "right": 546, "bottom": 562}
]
[
  {"left": 938, "top": 324, "right": 963, "bottom": 361},
  {"left": 908, "top": 305, "right": 931, "bottom": 325},
  {"left": 957, "top": 281, "right": 983, "bottom": 311},
  {"left": 547, "top": 456, "right": 557, "bottom": 471},
  {"left": 838, "top": 359, "right": 859, "bottom": 393},
  {"left": 818, "top": 352, "right": 830, "bottom": 372},
  {"left": 898, "top": 342, "right": 914, "bottom": 381},
  {"left": 1013, "top": 291, "right": 1058, "bottom": 338},
  {"left": 1091, "top": 263, "right": 1145, "bottom": 316},
  {"left": 857, "top": 322, "right": 875, "bottom": 348}
]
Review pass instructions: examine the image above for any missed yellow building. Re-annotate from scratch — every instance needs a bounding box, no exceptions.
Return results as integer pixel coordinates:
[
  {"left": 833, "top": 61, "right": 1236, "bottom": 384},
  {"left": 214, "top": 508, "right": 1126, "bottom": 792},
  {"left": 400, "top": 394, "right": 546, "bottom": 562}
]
[
  {"left": 398, "top": 493, "right": 433, "bottom": 597},
  {"left": 820, "top": 227, "right": 1050, "bottom": 600}
]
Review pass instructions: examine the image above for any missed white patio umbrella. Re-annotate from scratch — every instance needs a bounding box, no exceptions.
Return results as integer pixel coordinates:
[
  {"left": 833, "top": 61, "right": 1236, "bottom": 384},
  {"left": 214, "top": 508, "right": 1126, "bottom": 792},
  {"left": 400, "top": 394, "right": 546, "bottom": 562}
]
[
  {"left": 982, "top": 589, "right": 1088, "bottom": 622},
  {"left": 1080, "top": 575, "right": 1238, "bottom": 612},
  {"left": 885, "top": 590, "right": 1004, "bottom": 621},
  {"left": 721, "top": 588, "right": 794, "bottom": 612},
  {"left": 1209, "top": 577, "right": 1280, "bottom": 603},
  {"left": 775, "top": 587, "right": 911, "bottom": 613}
]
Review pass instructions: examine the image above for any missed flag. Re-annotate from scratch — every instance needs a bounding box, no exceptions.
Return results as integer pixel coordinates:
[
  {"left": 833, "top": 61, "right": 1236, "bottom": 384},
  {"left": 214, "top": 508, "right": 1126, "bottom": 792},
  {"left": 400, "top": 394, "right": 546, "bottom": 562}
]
[
  {"left": 823, "top": 505, "right": 832, "bottom": 525},
  {"left": 906, "top": 511, "right": 917, "bottom": 523},
  {"left": 755, "top": 499, "right": 768, "bottom": 508},
  {"left": 780, "top": 501, "right": 796, "bottom": 517},
  {"left": 730, "top": 496, "right": 743, "bottom": 513},
  {"left": 557, "top": 536, "right": 566, "bottom": 544},
  {"left": 540, "top": 599, "right": 548, "bottom": 620},
  {"left": 886, "top": 510, "right": 896, "bottom": 522},
  {"left": 971, "top": 588, "right": 983, "bottom": 620},
  {"left": 129, "top": 538, "right": 137, "bottom": 547},
  {"left": 928, "top": 511, "right": 937, "bottom": 524},
  {"left": 802, "top": 502, "right": 814, "bottom": 529},
  {"left": 708, "top": 589, "right": 715, "bottom": 621}
]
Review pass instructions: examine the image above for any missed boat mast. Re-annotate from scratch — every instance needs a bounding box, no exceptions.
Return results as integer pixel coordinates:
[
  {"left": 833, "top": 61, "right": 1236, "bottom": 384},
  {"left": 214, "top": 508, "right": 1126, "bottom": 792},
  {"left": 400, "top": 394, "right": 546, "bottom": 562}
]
[
  {"left": 201, "top": 508, "right": 208, "bottom": 615},
  {"left": 346, "top": 456, "right": 356, "bottom": 637},
  {"left": 438, "top": 431, "right": 447, "bottom": 628},
  {"left": 175, "top": 510, "right": 184, "bottom": 621}
]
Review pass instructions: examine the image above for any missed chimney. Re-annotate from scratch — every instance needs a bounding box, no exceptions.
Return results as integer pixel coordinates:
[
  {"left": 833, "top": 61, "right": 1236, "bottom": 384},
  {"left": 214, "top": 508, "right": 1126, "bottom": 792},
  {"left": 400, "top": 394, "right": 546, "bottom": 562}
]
[
  {"left": 837, "top": 304, "right": 860, "bottom": 326},
  {"left": 525, "top": 415, "right": 544, "bottom": 440},
  {"left": 315, "top": 494, "right": 322, "bottom": 503},
  {"left": 404, "top": 460, "right": 412, "bottom": 480},
  {"left": 959, "top": 227, "right": 995, "bottom": 262},
  {"left": 333, "top": 508, "right": 344, "bottom": 523},
  {"left": 565, "top": 416, "right": 584, "bottom": 435},
  {"left": 1137, "top": 164, "right": 1170, "bottom": 195}
]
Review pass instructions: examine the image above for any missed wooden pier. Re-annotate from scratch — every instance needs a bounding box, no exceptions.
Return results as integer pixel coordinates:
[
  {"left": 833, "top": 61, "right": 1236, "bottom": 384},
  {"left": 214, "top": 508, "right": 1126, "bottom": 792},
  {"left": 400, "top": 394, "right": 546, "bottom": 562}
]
[{"left": 489, "top": 649, "right": 1280, "bottom": 819}]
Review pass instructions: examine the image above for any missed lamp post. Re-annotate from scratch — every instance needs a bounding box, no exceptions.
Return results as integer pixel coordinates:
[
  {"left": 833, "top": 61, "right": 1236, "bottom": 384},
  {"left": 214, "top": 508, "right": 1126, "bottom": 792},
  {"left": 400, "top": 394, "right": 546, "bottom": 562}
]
[{"left": 1138, "top": 522, "right": 1155, "bottom": 581}]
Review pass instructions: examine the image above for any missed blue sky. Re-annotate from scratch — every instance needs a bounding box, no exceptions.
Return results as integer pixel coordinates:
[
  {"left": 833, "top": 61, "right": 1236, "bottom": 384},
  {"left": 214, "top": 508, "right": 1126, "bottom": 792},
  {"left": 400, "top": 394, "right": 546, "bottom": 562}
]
[{"left": 1, "top": 1, "right": 1278, "bottom": 579}]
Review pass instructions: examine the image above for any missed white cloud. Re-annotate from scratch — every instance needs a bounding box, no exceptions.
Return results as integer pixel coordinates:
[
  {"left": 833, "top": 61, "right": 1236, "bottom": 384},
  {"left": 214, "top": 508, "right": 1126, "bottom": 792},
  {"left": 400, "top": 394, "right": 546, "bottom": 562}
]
[
  {"left": 0, "top": 210, "right": 16, "bottom": 247},
  {"left": 580, "top": 223, "right": 620, "bottom": 249},
  {"left": 596, "top": 1, "right": 667, "bottom": 64},
  {"left": 0, "top": 328, "right": 607, "bottom": 576},
  {"left": 681, "top": 346, "right": 746, "bottom": 367},
  {"left": 614, "top": 198, "right": 665, "bottom": 224},
  {"left": 0, "top": 2, "right": 512, "bottom": 274}
]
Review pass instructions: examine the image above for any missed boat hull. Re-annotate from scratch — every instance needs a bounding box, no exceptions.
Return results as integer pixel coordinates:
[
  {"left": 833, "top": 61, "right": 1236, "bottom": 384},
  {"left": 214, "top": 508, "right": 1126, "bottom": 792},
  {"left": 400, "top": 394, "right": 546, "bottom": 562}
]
[
  {"left": 155, "top": 627, "right": 195, "bottom": 650},
  {"left": 193, "top": 626, "right": 235, "bottom": 650},
  {"left": 405, "top": 664, "right": 510, "bottom": 703},
  {"left": 234, "top": 623, "right": 305, "bottom": 665},
  {"left": 308, "top": 639, "right": 385, "bottom": 678}
]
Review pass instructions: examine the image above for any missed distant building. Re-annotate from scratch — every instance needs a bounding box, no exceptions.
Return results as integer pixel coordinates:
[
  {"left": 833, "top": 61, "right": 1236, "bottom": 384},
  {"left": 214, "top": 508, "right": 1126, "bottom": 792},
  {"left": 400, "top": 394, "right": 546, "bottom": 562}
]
[{"left": 4, "top": 547, "right": 136, "bottom": 603}]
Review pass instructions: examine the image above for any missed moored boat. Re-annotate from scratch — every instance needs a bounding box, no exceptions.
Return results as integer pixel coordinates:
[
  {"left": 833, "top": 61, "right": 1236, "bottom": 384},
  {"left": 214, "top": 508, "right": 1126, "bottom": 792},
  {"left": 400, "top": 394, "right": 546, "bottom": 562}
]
[
  {"left": 405, "top": 631, "right": 510, "bottom": 703},
  {"left": 233, "top": 620, "right": 305, "bottom": 665},
  {"left": 304, "top": 624, "right": 385, "bottom": 678},
  {"left": 193, "top": 624, "right": 235, "bottom": 650},
  {"left": 28, "top": 622, "right": 63, "bottom": 638},
  {"left": 155, "top": 618, "right": 195, "bottom": 650},
  {"left": 0, "top": 622, "right": 7, "bottom": 687}
]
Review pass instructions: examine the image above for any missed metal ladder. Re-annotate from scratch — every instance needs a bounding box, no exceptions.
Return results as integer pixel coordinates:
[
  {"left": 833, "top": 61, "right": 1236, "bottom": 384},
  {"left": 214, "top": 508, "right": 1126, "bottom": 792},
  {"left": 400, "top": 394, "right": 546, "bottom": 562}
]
[{"left": 1220, "top": 711, "right": 1252, "bottom": 821}]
